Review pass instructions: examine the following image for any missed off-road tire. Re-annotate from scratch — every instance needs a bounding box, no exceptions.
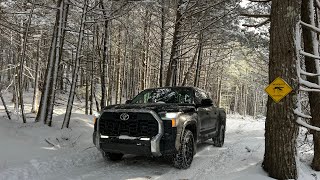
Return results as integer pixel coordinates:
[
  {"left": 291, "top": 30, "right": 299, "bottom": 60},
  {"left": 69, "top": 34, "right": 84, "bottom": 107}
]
[
  {"left": 173, "top": 129, "right": 194, "bottom": 169},
  {"left": 212, "top": 124, "right": 225, "bottom": 147},
  {"left": 103, "top": 152, "right": 124, "bottom": 161}
]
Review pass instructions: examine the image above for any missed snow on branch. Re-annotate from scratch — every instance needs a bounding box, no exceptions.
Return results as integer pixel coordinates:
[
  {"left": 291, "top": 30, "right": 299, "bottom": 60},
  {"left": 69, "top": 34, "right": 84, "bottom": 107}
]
[
  {"left": 295, "top": 18, "right": 320, "bottom": 132},
  {"left": 249, "top": 0, "right": 271, "bottom": 2},
  {"left": 300, "top": 69, "right": 320, "bottom": 76},
  {"left": 316, "top": 0, "right": 320, "bottom": 9},
  {"left": 242, "top": 19, "right": 270, "bottom": 28},
  {"left": 300, "top": 20, "right": 320, "bottom": 34},
  {"left": 0, "top": 22, "right": 23, "bottom": 34},
  {"left": 296, "top": 117, "right": 320, "bottom": 131},
  {"left": 300, "top": 87, "right": 320, "bottom": 92},
  {"left": 299, "top": 78, "right": 320, "bottom": 89},
  {"left": 294, "top": 108, "right": 312, "bottom": 119},
  {"left": 300, "top": 50, "right": 320, "bottom": 59},
  {"left": 240, "top": 13, "right": 270, "bottom": 18}
]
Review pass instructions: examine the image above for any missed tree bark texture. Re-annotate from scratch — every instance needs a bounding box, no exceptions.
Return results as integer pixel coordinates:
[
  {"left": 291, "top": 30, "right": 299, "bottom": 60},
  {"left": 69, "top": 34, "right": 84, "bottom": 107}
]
[
  {"left": 36, "top": 0, "right": 66, "bottom": 124},
  {"left": 159, "top": 0, "right": 165, "bottom": 87},
  {"left": 46, "top": 0, "right": 69, "bottom": 126},
  {"left": 262, "top": 0, "right": 301, "bottom": 179},
  {"left": 99, "top": 0, "right": 110, "bottom": 109},
  {"left": 62, "top": 0, "right": 87, "bottom": 129},
  {"left": 165, "top": 0, "right": 183, "bottom": 86}
]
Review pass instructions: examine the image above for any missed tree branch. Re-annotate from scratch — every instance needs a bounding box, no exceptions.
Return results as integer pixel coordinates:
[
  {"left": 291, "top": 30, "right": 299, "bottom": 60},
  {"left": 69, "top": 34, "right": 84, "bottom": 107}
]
[
  {"left": 240, "top": 13, "right": 270, "bottom": 18},
  {"left": 243, "top": 18, "right": 270, "bottom": 28},
  {"left": 249, "top": 0, "right": 271, "bottom": 2}
]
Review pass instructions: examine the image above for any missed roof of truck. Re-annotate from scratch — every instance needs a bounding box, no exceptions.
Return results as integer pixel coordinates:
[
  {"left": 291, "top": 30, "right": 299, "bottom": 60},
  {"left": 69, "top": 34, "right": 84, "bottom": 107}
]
[{"left": 143, "top": 86, "right": 206, "bottom": 92}]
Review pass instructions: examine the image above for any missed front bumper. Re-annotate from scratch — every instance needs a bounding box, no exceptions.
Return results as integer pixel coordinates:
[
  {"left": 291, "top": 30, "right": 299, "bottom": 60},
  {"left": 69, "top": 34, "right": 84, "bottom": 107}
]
[
  {"left": 94, "top": 109, "right": 164, "bottom": 157},
  {"left": 100, "top": 137, "right": 152, "bottom": 155}
]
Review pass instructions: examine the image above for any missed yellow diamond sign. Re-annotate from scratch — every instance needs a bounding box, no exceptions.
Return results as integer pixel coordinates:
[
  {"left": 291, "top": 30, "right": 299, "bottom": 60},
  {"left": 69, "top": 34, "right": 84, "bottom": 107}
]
[{"left": 265, "top": 77, "right": 293, "bottom": 103}]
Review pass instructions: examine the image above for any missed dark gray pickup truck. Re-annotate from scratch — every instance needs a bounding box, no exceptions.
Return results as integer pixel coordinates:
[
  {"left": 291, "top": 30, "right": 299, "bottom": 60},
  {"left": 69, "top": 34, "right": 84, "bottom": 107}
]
[{"left": 93, "top": 86, "right": 226, "bottom": 169}]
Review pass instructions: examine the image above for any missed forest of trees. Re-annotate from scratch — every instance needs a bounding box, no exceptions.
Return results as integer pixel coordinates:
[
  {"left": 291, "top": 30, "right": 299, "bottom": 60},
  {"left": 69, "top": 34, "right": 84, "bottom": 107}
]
[
  {"left": 0, "top": 0, "right": 268, "bottom": 126},
  {"left": 3, "top": 0, "right": 320, "bottom": 179}
]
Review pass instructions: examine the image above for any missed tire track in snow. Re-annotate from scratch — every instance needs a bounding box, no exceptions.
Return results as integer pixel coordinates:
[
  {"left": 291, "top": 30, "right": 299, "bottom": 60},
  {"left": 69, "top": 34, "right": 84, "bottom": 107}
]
[
  {"left": 155, "top": 131, "right": 252, "bottom": 180},
  {"left": 156, "top": 120, "right": 265, "bottom": 180},
  {"left": 0, "top": 118, "right": 265, "bottom": 180}
]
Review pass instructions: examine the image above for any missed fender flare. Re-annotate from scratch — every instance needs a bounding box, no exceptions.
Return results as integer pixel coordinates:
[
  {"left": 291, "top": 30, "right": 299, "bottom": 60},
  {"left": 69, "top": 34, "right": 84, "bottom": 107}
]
[{"left": 175, "top": 114, "right": 198, "bottom": 151}]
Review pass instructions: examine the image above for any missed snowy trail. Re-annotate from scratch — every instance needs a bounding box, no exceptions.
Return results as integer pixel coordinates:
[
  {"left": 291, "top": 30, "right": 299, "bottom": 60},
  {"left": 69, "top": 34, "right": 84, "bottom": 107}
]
[
  {"left": 51, "top": 128, "right": 265, "bottom": 180},
  {"left": 0, "top": 115, "right": 268, "bottom": 180}
]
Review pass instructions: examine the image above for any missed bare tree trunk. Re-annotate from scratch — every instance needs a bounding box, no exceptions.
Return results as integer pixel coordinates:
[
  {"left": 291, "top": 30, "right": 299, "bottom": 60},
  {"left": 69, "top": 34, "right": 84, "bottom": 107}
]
[
  {"left": 145, "top": 13, "right": 151, "bottom": 89},
  {"left": 58, "top": 64, "right": 64, "bottom": 91},
  {"left": 90, "top": 25, "right": 95, "bottom": 115},
  {"left": 115, "top": 27, "right": 121, "bottom": 104},
  {"left": 234, "top": 86, "right": 238, "bottom": 114},
  {"left": 85, "top": 58, "right": 89, "bottom": 115},
  {"left": 253, "top": 89, "right": 258, "bottom": 118},
  {"left": 85, "top": 76, "right": 89, "bottom": 114},
  {"left": 62, "top": 0, "right": 87, "bottom": 129},
  {"left": 0, "top": 92, "right": 11, "bottom": 120},
  {"left": 36, "top": 0, "right": 67, "bottom": 124},
  {"left": 244, "top": 85, "right": 247, "bottom": 116},
  {"left": 181, "top": 44, "right": 199, "bottom": 86},
  {"left": 159, "top": 0, "right": 165, "bottom": 87},
  {"left": 9, "top": 31, "right": 17, "bottom": 109},
  {"left": 99, "top": 0, "right": 111, "bottom": 109},
  {"left": 31, "top": 38, "right": 41, "bottom": 113},
  {"left": 90, "top": 60, "right": 94, "bottom": 115},
  {"left": 130, "top": 37, "right": 135, "bottom": 98},
  {"left": 47, "top": 0, "right": 70, "bottom": 126},
  {"left": 165, "top": 0, "right": 183, "bottom": 86},
  {"left": 194, "top": 32, "right": 203, "bottom": 87},
  {"left": 18, "top": 2, "right": 34, "bottom": 123},
  {"left": 121, "top": 32, "right": 128, "bottom": 103},
  {"left": 93, "top": 86, "right": 100, "bottom": 112},
  {"left": 0, "top": 49, "right": 3, "bottom": 82},
  {"left": 217, "top": 75, "right": 222, "bottom": 107},
  {"left": 262, "top": 0, "right": 300, "bottom": 179}
]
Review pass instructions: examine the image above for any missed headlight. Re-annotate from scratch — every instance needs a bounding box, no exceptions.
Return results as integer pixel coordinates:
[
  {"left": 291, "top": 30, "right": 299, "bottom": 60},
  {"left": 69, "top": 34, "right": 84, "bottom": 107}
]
[{"left": 161, "top": 112, "right": 181, "bottom": 127}]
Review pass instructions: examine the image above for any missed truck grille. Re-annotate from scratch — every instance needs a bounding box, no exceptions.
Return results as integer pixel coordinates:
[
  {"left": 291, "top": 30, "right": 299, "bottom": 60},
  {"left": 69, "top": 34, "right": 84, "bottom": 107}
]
[{"left": 99, "top": 112, "right": 159, "bottom": 138}]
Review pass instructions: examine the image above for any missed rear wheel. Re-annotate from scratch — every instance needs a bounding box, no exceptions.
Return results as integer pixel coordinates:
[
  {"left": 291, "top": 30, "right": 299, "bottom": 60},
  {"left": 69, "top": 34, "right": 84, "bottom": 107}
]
[
  {"left": 213, "top": 124, "right": 225, "bottom": 147},
  {"left": 173, "top": 129, "right": 194, "bottom": 169},
  {"left": 103, "top": 152, "right": 124, "bottom": 161}
]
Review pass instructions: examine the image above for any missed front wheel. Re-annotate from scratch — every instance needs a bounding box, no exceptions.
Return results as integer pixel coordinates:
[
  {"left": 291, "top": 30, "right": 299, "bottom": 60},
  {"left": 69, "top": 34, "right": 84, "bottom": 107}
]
[
  {"left": 212, "top": 124, "right": 225, "bottom": 147},
  {"left": 103, "top": 152, "right": 124, "bottom": 161},
  {"left": 173, "top": 129, "right": 195, "bottom": 169}
]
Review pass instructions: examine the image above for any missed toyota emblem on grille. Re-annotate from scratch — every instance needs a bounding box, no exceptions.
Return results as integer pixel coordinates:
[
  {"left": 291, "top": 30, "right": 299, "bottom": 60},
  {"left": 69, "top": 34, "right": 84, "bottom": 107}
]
[{"left": 120, "top": 113, "right": 129, "bottom": 121}]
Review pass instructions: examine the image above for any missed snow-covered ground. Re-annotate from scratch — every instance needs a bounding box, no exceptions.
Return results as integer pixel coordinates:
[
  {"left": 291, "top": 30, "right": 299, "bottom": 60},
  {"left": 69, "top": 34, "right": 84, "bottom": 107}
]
[
  {"left": 0, "top": 92, "right": 319, "bottom": 180},
  {"left": 0, "top": 113, "right": 268, "bottom": 180}
]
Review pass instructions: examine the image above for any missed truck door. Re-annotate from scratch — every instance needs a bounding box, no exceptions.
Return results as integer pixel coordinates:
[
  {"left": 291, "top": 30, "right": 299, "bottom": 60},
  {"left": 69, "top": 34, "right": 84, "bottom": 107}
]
[
  {"left": 195, "top": 90, "right": 212, "bottom": 135},
  {"left": 209, "top": 106, "right": 219, "bottom": 133}
]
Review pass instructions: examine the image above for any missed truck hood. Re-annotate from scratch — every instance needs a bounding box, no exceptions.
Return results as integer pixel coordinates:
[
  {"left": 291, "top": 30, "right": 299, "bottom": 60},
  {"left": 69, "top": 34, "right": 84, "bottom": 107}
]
[{"left": 103, "top": 103, "right": 196, "bottom": 113}]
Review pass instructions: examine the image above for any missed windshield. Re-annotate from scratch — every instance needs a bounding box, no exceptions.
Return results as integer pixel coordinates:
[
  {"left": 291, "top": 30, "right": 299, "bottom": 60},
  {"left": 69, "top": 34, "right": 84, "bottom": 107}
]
[{"left": 131, "top": 88, "right": 194, "bottom": 104}]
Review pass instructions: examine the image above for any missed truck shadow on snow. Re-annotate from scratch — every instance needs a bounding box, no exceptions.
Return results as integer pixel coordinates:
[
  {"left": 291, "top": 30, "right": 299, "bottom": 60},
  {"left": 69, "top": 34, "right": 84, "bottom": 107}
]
[{"left": 107, "top": 140, "right": 226, "bottom": 167}]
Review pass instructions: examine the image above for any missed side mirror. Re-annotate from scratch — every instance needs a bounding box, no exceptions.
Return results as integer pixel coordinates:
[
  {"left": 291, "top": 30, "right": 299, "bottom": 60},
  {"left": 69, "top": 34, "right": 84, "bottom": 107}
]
[
  {"left": 125, "top": 100, "right": 132, "bottom": 104},
  {"left": 200, "top": 99, "right": 213, "bottom": 107}
]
